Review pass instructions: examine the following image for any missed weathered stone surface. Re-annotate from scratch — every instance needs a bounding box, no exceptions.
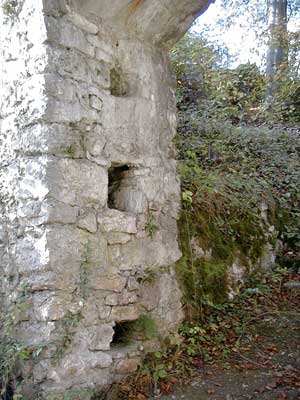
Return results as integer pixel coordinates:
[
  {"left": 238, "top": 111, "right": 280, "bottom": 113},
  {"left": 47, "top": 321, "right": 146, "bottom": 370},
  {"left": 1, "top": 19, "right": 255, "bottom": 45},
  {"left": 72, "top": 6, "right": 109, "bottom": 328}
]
[
  {"left": 47, "top": 159, "right": 108, "bottom": 208},
  {"left": 88, "top": 324, "right": 115, "bottom": 351},
  {"left": 15, "top": 322, "right": 56, "bottom": 346},
  {"left": 40, "top": 200, "right": 79, "bottom": 225},
  {"left": 0, "top": 0, "right": 215, "bottom": 396},
  {"left": 118, "top": 291, "right": 138, "bottom": 305},
  {"left": 115, "top": 358, "right": 139, "bottom": 375},
  {"left": 105, "top": 293, "right": 118, "bottom": 306},
  {"left": 88, "top": 274, "right": 127, "bottom": 293},
  {"left": 107, "top": 232, "right": 132, "bottom": 245},
  {"left": 98, "top": 209, "right": 137, "bottom": 234},
  {"left": 77, "top": 210, "right": 98, "bottom": 233},
  {"left": 141, "top": 270, "right": 184, "bottom": 335},
  {"left": 110, "top": 305, "right": 139, "bottom": 322}
]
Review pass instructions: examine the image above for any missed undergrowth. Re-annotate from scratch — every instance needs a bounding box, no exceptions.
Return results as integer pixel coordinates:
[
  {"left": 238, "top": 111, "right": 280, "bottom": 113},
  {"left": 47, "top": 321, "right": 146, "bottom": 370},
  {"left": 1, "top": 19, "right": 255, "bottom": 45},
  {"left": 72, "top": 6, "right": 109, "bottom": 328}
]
[
  {"left": 108, "top": 267, "right": 300, "bottom": 399},
  {"left": 174, "top": 125, "right": 300, "bottom": 316}
]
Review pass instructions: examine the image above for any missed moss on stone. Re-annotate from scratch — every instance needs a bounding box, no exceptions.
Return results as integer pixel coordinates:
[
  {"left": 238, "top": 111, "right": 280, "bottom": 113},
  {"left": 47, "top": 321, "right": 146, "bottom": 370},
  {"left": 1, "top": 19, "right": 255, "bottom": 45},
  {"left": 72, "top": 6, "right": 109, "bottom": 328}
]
[{"left": 176, "top": 202, "right": 269, "bottom": 317}]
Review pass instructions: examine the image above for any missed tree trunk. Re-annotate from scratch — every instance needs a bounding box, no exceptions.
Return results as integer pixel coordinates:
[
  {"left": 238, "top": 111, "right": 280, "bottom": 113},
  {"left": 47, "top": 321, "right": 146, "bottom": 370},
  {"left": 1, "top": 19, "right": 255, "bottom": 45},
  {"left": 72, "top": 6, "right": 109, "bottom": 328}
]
[{"left": 265, "top": 0, "right": 288, "bottom": 103}]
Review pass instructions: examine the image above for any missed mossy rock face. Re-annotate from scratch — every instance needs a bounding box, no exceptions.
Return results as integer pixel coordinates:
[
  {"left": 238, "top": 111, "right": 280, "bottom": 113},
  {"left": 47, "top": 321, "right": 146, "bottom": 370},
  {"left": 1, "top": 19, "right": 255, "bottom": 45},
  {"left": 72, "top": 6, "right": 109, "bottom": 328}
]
[{"left": 176, "top": 207, "right": 269, "bottom": 316}]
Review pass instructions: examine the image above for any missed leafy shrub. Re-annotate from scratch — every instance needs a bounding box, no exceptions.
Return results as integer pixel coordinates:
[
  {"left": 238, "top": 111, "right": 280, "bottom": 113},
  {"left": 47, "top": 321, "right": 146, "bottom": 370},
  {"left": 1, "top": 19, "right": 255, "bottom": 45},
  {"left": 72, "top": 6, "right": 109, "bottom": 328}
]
[{"left": 175, "top": 124, "right": 300, "bottom": 316}]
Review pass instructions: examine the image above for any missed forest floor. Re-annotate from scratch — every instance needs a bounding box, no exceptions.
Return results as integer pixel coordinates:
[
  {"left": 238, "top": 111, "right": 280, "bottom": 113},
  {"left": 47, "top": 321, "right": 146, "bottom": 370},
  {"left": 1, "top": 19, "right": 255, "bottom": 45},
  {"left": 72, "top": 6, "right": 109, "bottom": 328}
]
[
  {"left": 160, "top": 310, "right": 300, "bottom": 400},
  {"left": 160, "top": 271, "right": 300, "bottom": 400},
  {"left": 112, "top": 268, "right": 300, "bottom": 400}
]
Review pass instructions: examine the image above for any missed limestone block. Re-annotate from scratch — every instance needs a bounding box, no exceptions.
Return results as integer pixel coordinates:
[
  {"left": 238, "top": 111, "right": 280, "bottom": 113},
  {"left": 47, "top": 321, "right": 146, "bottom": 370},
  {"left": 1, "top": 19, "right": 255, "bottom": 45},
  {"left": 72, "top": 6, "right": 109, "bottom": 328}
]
[
  {"left": 105, "top": 294, "right": 118, "bottom": 306},
  {"left": 95, "top": 47, "right": 113, "bottom": 63},
  {"left": 48, "top": 46, "right": 91, "bottom": 83},
  {"left": 33, "top": 360, "right": 51, "bottom": 384},
  {"left": 89, "top": 94, "right": 103, "bottom": 111},
  {"left": 88, "top": 275, "right": 127, "bottom": 293},
  {"left": 47, "top": 226, "right": 82, "bottom": 274},
  {"left": 66, "top": 11, "right": 99, "bottom": 34},
  {"left": 47, "top": 158, "right": 108, "bottom": 208},
  {"left": 113, "top": 190, "right": 148, "bottom": 214},
  {"left": 98, "top": 305, "right": 112, "bottom": 320},
  {"left": 15, "top": 75, "right": 48, "bottom": 125},
  {"left": 77, "top": 210, "right": 98, "bottom": 233},
  {"left": 40, "top": 200, "right": 79, "bottom": 225},
  {"left": 16, "top": 231, "right": 49, "bottom": 274},
  {"left": 15, "top": 321, "right": 56, "bottom": 346},
  {"left": 32, "top": 292, "right": 82, "bottom": 322},
  {"left": 98, "top": 209, "right": 137, "bottom": 233},
  {"left": 115, "top": 358, "right": 139, "bottom": 375},
  {"left": 126, "top": 277, "right": 140, "bottom": 292},
  {"left": 118, "top": 291, "right": 138, "bottom": 305},
  {"left": 140, "top": 282, "right": 160, "bottom": 312},
  {"left": 85, "top": 125, "right": 106, "bottom": 156},
  {"left": 227, "top": 260, "right": 246, "bottom": 300},
  {"left": 107, "top": 232, "right": 131, "bottom": 245},
  {"left": 88, "top": 324, "right": 114, "bottom": 351},
  {"left": 16, "top": 157, "right": 49, "bottom": 202},
  {"left": 23, "top": 271, "right": 76, "bottom": 292},
  {"left": 45, "top": 74, "right": 77, "bottom": 102},
  {"left": 260, "top": 243, "right": 277, "bottom": 271},
  {"left": 141, "top": 270, "right": 184, "bottom": 335},
  {"left": 49, "top": 351, "right": 113, "bottom": 388},
  {"left": 14, "top": 124, "right": 85, "bottom": 158},
  {"left": 17, "top": 200, "right": 42, "bottom": 220},
  {"left": 46, "top": 98, "right": 95, "bottom": 124},
  {"left": 108, "top": 235, "right": 181, "bottom": 271},
  {"left": 110, "top": 306, "right": 139, "bottom": 322},
  {"left": 46, "top": 17, "right": 94, "bottom": 57},
  {"left": 65, "top": 351, "right": 113, "bottom": 370},
  {"left": 80, "top": 302, "right": 100, "bottom": 326}
]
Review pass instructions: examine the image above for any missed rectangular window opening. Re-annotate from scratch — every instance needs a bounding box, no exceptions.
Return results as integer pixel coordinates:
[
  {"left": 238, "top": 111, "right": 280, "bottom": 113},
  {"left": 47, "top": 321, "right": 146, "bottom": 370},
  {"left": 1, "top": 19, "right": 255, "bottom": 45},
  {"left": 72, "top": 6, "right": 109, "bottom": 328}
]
[
  {"left": 108, "top": 163, "right": 131, "bottom": 210},
  {"left": 111, "top": 320, "right": 137, "bottom": 347}
]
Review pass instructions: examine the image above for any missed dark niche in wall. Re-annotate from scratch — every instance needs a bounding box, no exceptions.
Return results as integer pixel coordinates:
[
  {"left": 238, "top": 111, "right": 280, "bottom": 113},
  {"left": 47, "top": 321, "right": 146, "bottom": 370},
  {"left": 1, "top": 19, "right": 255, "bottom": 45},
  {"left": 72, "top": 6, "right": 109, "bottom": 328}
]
[
  {"left": 111, "top": 320, "right": 138, "bottom": 347},
  {"left": 108, "top": 164, "right": 131, "bottom": 210}
]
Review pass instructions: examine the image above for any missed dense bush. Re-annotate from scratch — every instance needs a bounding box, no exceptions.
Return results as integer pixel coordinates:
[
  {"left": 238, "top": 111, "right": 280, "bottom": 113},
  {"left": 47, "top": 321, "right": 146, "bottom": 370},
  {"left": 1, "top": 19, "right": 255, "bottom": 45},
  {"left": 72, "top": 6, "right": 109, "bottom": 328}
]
[
  {"left": 171, "top": 35, "right": 300, "bottom": 312},
  {"left": 175, "top": 123, "right": 300, "bottom": 313},
  {"left": 171, "top": 32, "right": 300, "bottom": 127}
]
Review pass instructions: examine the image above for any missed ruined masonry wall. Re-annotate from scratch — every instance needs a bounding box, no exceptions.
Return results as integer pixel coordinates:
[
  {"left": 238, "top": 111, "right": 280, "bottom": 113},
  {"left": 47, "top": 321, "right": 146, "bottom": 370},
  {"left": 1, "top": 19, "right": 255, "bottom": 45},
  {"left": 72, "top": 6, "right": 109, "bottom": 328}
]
[{"left": 0, "top": 0, "right": 193, "bottom": 396}]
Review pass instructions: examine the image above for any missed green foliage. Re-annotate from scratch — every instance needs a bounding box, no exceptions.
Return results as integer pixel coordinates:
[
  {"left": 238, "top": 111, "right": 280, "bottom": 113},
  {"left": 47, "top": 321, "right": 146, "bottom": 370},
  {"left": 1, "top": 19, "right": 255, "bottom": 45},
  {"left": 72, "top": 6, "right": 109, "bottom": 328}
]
[
  {"left": 0, "top": 284, "right": 36, "bottom": 398},
  {"left": 172, "top": 31, "right": 300, "bottom": 126},
  {"left": 145, "top": 212, "right": 159, "bottom": 239},
  {"left": 53, "top": 312, "right": 82, "bottom": 361},
  {"left": 132, "top": 315, "right": 157, "bottom": 341},
  {"left": 136, "top": 268, "right": 157, "bottom": 285},
  {"left": 0, "top": 337, "right": 30, "bottom": 398},
  {"left": 45, "top": 389, "right": 96, "bottom": 400},
  {"left": 175, "top": 124, "right": 300, "bottom": 316},
  {"left": 142, "top": 351, "right": 168, "bottom": 388},
  {"left": 265, "top": 77, "right": 300, "bottom": 123},
  {"left": 110, "top": 268, "right": 300, "bottom": 399},
  {"left": 171, "top": 33, "right": 265, "bottom": 126}
]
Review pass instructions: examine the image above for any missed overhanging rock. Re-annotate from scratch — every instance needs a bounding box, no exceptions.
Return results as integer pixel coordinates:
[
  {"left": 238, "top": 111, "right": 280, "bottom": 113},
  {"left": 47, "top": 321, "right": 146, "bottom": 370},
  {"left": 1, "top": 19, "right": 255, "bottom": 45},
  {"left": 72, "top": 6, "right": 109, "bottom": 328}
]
[{"left": 0, "top": 0, "right": 212, "bottom": 397}]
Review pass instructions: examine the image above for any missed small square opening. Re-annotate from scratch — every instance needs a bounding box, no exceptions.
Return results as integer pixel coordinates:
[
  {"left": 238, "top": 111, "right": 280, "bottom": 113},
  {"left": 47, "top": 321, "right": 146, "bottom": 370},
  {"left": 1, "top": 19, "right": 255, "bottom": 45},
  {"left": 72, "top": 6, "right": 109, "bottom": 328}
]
[{"left": 111, "top": 321, "right": 137, "bottom": 347}]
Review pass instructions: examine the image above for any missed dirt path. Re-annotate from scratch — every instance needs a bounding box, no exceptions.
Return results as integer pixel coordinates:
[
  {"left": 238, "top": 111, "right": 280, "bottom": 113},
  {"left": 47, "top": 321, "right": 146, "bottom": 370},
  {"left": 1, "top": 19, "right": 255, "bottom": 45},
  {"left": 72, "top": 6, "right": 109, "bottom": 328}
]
[{"left": 161, "top": 312, "right": 300, "bottom": 400}]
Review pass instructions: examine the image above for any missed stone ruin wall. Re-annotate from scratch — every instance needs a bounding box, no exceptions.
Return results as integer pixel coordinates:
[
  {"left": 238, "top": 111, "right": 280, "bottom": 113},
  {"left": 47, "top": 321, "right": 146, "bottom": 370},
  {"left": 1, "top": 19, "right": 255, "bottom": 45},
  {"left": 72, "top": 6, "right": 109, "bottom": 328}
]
[{"left": 0, "top": 0, "right": 212, "bottom": 396}]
